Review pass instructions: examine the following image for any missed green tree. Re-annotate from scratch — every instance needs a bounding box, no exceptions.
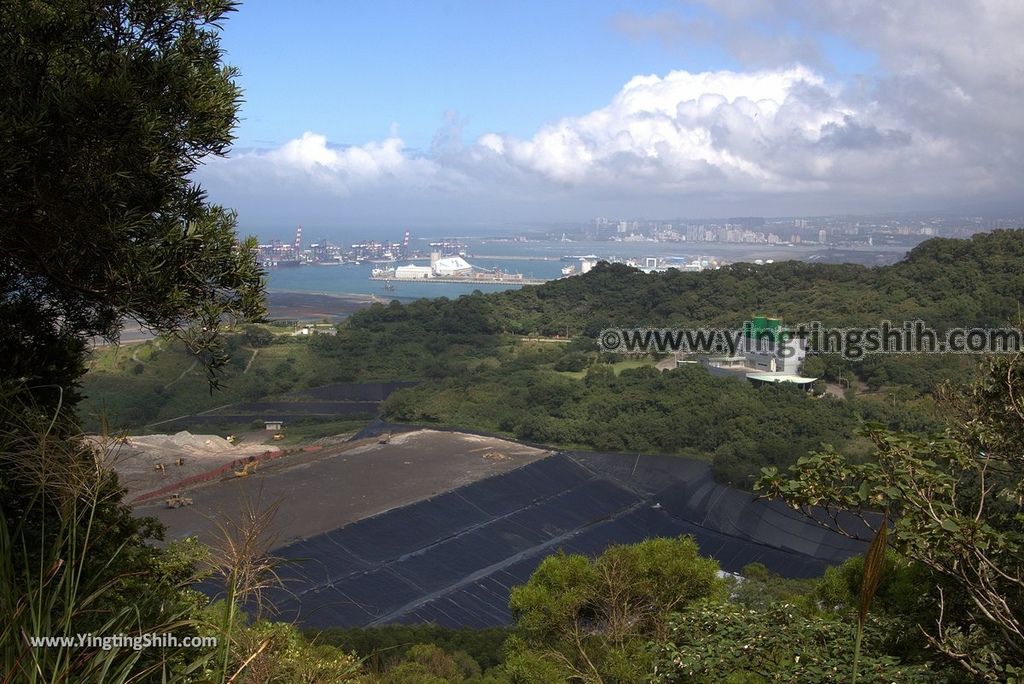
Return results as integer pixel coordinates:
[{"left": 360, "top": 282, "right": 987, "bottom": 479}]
[
  {"left": 381, "top": 643, "right": 481, "bottom": 683},
  {"left": 0, "top": 2, "right": 265, "bottom": 681},
  {"left": 506, "top": 536, "right": 723, "bottom": 683},
  {"left": 205, "top": 618, "right": 362, "bottom": 684},
  {"left": 758, "top": 354, "right": 1024, "bottom": 680},
  {"left": 801, "top": 354, "right": 827, "bottom": 378},
  {"left": 654, "top": 601, "right": 933, "bottom": 683},
  {"left": 1, "top": 0, "right": 265, "bottom": 409}
]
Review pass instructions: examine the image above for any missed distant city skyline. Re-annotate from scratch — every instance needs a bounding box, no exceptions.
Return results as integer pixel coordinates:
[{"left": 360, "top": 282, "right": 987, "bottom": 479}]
[
  {"left": 196, "top": 1, "right": 1024, "bottom": 234},
  {"left": 252, "top": 211, "right": 1017, "bottom": 247}
]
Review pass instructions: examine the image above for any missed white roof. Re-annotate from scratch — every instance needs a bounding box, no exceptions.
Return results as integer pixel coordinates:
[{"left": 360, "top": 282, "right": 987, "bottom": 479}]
[
  {"left": 746, "top": 372, "right": 818, "bottom": 384},
  {"left": 433, "top": 256, "right": 471, "bottom": 270}
]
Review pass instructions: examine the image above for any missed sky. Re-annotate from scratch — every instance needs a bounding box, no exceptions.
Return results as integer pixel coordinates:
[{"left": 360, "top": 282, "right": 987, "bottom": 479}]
[{"left": 195, "top": 0, "right": 1024, "bottom": 236}]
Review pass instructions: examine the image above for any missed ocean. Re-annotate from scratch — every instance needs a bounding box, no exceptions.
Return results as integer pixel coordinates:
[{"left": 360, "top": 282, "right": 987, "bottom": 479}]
[{"left": 264, "top": 237, "right": 909, "bottom": 301}]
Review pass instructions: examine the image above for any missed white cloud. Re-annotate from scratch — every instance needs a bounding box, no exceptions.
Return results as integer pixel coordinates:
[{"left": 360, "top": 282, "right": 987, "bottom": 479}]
[
  {"left": 205, "top": 131, "right": 467, "bottom": 198},
  {"left": 482, "top": 66, "right": 848, "bottom": 191},
  {"left": 207, "top": 66, "right": 908, "bottom": 198},
  {"left": 199, "top": 2, "right": 1024, "bottom": 223}
]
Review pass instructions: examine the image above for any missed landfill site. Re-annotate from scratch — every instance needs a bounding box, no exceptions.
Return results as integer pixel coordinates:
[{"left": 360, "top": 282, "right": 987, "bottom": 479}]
[
  {"left": 94, "top": 431, "right": 269, "bottom": 502},
  {"left": 120, "top": 428, "right": 552, "bottom": 545},
  {"left": 117, "top": 423, "right": 868, "bottom": 629}
]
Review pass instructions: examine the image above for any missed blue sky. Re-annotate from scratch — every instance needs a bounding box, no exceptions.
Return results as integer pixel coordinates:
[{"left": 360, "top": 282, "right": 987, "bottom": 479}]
[
  {"left": 223, "top": 1, "right": 723, "bottom": 150},
  {"left": 222, "top": 1, "right": 875, "bottom": 152},
  {"left": 198, "top": 1, "right": 1024, "bottom": 233}
]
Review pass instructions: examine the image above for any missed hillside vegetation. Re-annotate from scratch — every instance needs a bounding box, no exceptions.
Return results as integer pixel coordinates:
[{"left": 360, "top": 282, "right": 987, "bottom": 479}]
[
  {"left": 10, "top": 0, "right": 1023, "bottom": 679},
  {"left": 81, "top": 231, "right": 1022, "bottom": 484}
]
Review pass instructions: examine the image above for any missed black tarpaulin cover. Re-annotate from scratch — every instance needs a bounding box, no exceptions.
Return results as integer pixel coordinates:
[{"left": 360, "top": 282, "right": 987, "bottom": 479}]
[{"left": 248, "top": 451, "right": 869, "bottom": 628}]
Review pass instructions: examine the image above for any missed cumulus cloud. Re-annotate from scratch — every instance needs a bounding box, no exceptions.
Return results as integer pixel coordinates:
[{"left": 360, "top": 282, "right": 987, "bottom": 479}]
[
  {"left": 479, "top": 66, "right": 847, "bottom": 191},
  {"left": 640, "top": 0, "right": 1024, "bottom": 189},
  {"left": 206, "top": 131, "right": 463, "bottom": 196},
  {"left": 199, "top": 2, "right": 1024, "bottom": 223}
]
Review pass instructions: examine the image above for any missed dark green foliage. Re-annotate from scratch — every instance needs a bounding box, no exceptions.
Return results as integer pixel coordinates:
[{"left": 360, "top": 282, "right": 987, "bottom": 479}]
[
  {"left": 0, "top": 2, "right": 268, "bottom": 681},
  {"left": 728, "top": 562, "right": 818, "bottom": 611},
  {"left": 654, "top": 601, "right": 935, "bottom": 683},
  {"left": 373, "top": 643, "right": 486, "bottom": 683},
  {"left": 815, "top": 553, "right": 946, "bottom": 667},
  {"left": 553, "top": 351, "right": 590, "bottom": 372},
  {"left": 302, "top": 296, "right": 504, "bottom": 381},
  {"left": 312, "top": 624, "right": 509, "bottom": 672},
  {"left": 492, "top": 231, "right": 1024, "bottom": 335},
  {"left": 497, "top": 538, "right": 965, "bottom": 684},
  {"left": 258, "top": 230, "right": 1023, "bottom": 406},
  {"left": 1, "top": 0, "right": 265, "bottom": 410},
  {"left": 383, "top": 361, "right": 941, "bottom": 487},
  {"left": 0, "top": 399, "right": 210, "bottom": 682},
  {"left": 505, "top": 536, "right": 723, "bottom": 682},
  {"left": 759, "top": 354, "right": 1024, "bottom": 680},
  {"left": 201, "top": 617, "right": 362, "bottom": 683},
  {"left": 80, "top": 230, "right": 1016, "bottom": 442}
]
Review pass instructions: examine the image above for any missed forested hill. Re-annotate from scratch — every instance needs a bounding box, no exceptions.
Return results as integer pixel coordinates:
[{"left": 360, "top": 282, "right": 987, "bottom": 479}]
[
  {"left": 81, "top": 230, "right": 1021, "bottom": 432},
  {"left": 464, "top": 230, "right": 1024, "bottom": 336}
]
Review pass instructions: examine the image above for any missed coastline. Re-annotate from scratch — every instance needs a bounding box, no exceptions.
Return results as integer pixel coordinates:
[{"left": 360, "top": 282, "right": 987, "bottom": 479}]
[{"left": 266, "top": 289, "right": 400, "bottom": 321}]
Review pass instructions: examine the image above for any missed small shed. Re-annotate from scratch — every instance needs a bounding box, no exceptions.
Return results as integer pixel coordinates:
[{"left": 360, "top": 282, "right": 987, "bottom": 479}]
[{"left": 264, "top": 420, "right": 284, "bottom": 431}]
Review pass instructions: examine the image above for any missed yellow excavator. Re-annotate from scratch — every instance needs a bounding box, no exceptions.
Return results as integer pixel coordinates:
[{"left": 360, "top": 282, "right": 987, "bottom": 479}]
[{"left": 233, "top": 461, "right": 258, "bottom": 478}]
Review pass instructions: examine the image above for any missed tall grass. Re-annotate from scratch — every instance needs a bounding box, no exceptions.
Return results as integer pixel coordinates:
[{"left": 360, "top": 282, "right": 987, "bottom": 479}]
[
  {"left": 852, "top": 511, "right": 890, "bottom": 684},
  {"left": 1, "top": 391, "right": 363, "bottom": 683},
  {"left": 204, "top": 489, "right": 283, "bottom": 684},
  {"left": 0, "top": 395, "right": 208, "bottom": 683}
]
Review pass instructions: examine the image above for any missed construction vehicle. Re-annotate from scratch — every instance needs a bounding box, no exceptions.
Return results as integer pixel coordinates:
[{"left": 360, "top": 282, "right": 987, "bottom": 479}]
[
  {"left": 226, "top": 434, "right": 237, "bottom": 445},
  {"left": 272, "top": 432, "right": 284, "bottom": 442},
  {"left": 165, "top": 493, "right": 193, "bottom": 508},
  {"left": 154, "top": 463, "right": 165, "bottom": 474},
  {"left": 234, "top": 461, "right": 258, "bottom": 478},
  {"left": 378, "top": 433, "right": 392, "bottom": 444},
  {"left": 175, "top": 457, "right": 185, "bottom": 467}
]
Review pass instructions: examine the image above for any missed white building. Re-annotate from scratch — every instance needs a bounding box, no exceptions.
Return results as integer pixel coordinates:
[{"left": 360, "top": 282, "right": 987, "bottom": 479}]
[
  {"left": 394, "top": 264, "right": 432, "bottom": 279},
  {"left": 693, "top": 323, "right": 816, "bottom": 388},
  {"left": 432, "top": 256, "right": 473, "bottom": 276},
  {"left": 294, "top": 325, "right": 337, "bottom": 336}
]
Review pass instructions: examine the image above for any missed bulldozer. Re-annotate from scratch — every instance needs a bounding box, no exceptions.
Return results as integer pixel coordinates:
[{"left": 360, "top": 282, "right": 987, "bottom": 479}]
[
  {"left": 165, "top": 493, "right": 193, "bottom": 509},
  {"left": 271, "top": 432, "right": 284, "bottom": 442},
  {"left": 234, "top": 461, "right": 258, "bottom": 478},
  {"left": 226, "top": 434, "right": 237, "bottom": 445}
]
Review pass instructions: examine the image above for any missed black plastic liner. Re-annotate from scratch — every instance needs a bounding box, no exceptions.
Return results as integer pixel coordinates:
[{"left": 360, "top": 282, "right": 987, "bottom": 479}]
[{"left": 247, "top": 451, "right": 870, "bottom": 629}]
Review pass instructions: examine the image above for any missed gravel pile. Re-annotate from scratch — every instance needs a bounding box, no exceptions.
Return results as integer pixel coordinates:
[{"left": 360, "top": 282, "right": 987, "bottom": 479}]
[{"left": 126, "top": 431, "right": 234, "bottom": 454}]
